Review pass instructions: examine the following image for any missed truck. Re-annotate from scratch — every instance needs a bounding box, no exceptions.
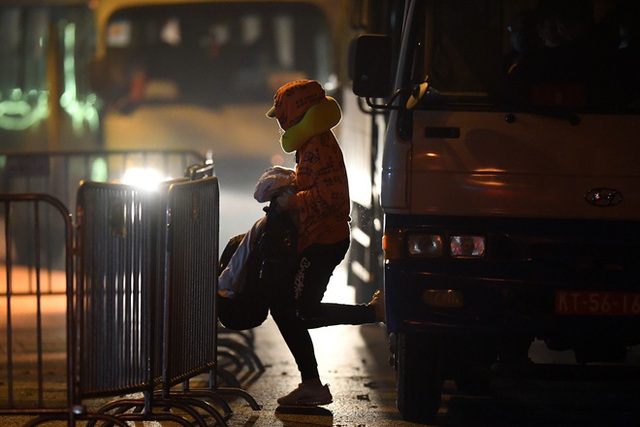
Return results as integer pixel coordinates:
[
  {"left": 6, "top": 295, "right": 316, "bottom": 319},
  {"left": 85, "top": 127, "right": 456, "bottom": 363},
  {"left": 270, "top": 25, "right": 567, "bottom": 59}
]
[{"left": 346, "top": 0, "right": 640, "bottom": 422}]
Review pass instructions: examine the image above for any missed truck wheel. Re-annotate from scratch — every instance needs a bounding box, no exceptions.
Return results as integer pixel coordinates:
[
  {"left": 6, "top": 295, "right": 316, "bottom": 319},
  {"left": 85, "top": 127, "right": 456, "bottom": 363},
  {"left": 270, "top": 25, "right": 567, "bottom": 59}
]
[{"left": 396, "top": 333, "right": 444, "bottom": 423}]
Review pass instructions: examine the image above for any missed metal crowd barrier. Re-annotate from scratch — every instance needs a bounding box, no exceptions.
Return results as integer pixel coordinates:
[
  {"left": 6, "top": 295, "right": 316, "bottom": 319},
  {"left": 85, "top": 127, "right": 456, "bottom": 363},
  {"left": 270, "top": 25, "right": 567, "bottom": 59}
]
[
  {"left": 1, "top": 161, "right": 262, "bottom": 426},
  {"left": 74, "top": 176, "right": 229, "bottom": 425},
  {"left": 155, "top": 175, "right": 260, "bottom": 411},
  {"left": 0, "top": 193, "right": 127, "bottom": 426}
]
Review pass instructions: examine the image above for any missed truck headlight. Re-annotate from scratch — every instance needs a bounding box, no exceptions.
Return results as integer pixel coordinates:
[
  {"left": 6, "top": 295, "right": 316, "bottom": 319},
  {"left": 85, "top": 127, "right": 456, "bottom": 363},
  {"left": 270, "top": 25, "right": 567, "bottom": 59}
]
[
  {"left": 407, "top": 233, "right": 443, "bottom": 257},
  {"left": 450, "top": 235, "right": 485, "bottom": 258}
]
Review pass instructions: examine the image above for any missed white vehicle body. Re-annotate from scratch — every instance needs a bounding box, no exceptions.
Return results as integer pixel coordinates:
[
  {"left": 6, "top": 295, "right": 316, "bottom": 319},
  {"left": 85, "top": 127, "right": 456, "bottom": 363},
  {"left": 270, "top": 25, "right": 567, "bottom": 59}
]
[{"left": 348, "top": 0, "right": 640, "bottom": 422}]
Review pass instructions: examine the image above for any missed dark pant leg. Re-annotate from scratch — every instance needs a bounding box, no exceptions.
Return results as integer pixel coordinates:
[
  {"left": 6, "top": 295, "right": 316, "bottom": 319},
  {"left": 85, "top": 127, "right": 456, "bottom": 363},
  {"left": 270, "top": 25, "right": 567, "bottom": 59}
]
[
  {"left": 269, "top": 239, "right": 347, "bottom": 381},
  {"left": 269, "top": 238, "right": 375, "bottom": 380},
  {"left": 270, "top": 303, "right": 319, "bottom": 381},
  {"left": 302, "top": 302, "right": 376, "bottom": 329},
  {"left": 295, "top": 239, "right": 376, "bottom": 328}
]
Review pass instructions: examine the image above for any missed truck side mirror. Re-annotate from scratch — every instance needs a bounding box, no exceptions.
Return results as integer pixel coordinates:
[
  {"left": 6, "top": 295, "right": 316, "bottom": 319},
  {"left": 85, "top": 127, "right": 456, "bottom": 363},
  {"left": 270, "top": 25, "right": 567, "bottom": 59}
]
[{"left": 352, "top": 34, "right": 392, "bottom": 98}]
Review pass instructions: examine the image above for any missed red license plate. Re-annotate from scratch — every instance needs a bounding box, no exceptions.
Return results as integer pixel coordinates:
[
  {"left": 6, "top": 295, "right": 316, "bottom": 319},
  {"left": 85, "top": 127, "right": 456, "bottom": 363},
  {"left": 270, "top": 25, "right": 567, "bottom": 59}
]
[{"left": 555, "top": 291, "right": 640, "bottom": 316}]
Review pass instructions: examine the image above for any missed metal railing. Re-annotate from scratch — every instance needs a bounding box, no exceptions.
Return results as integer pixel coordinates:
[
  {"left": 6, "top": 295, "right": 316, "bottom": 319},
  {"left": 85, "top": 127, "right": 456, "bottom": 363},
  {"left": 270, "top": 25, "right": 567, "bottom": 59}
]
[
  {"left": 0, "top": 193, "right": 128, "bottom": 426},
  {"left": 73, "top": 177, "right": 226, "bottom": 425},
  {"left": 0, "top": 154, "right": 261, "bottom": 426}
]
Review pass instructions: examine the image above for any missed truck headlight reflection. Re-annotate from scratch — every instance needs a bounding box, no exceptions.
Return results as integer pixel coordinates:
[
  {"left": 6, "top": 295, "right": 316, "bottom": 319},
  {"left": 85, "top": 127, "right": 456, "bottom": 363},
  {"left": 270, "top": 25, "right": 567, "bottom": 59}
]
[
  {"left": 407, "top": 233, "right": 443, "bottom": 257},
  {"left": 450, "top": 235, "right": 485, "bottom": 258},
  {"left": 122, "top": 167, "right": 168, "bottom": 190}
]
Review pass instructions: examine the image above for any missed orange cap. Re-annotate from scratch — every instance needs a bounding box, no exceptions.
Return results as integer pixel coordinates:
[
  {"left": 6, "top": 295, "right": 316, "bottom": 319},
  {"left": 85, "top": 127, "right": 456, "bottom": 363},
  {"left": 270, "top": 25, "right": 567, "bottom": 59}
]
[{"left": 266, "top": 80, "right": 326, "bottom": 130}]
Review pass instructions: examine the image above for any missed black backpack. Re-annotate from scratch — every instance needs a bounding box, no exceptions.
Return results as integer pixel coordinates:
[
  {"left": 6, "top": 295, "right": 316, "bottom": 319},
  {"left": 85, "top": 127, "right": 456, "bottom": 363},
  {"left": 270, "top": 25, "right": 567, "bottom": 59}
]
[{"left": 217, "top": 199, "right": 297, "bottom": 330}]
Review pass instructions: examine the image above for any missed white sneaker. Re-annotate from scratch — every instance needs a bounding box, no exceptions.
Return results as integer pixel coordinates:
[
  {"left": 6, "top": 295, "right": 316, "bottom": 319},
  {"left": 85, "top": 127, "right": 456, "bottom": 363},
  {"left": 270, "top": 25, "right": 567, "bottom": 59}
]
[{"left": 277, "top": 383, "right": 333, "bottom": 406}]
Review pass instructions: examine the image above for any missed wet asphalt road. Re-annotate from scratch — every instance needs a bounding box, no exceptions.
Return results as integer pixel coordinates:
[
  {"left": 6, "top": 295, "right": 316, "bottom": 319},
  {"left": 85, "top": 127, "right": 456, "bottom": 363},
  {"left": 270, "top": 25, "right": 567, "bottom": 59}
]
[
  {"left": 199, "top": 272, "right": 640, "bottom": 427},
  {"left": 4, "top": 267, "right": 640, "bottom": 426}
]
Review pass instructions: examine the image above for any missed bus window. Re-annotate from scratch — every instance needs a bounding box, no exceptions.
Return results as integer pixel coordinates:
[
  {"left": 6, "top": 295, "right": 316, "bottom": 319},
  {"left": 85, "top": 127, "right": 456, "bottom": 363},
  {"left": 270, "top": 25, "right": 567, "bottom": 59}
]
[
  {"left": 0, "top": 7, "right": 49, "bottom": 135},
  {"left": 98, "top": 2, "right": 335, "bottom": 110},
  {"left": 0, "top": 2, "right": 99, "bottom": 151}
]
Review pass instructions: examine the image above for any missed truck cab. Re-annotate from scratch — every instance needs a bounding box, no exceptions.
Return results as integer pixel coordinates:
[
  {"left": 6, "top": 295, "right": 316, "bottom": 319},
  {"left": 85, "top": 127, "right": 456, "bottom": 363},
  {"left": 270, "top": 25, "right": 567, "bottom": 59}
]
[{"left": 349, "top": 0, "right": 640, "bottom": 422}]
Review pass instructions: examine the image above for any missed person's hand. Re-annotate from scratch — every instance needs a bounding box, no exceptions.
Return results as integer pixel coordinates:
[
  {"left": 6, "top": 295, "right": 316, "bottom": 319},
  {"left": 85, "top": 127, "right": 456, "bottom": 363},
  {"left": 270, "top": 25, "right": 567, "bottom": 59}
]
[{"left": 276, "top": 193, "right": 290, "bottom": 212}]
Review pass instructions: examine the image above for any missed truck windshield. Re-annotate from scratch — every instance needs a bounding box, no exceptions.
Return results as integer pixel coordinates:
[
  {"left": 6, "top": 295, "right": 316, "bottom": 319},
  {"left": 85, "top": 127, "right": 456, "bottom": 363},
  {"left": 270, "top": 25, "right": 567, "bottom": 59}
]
[{"left": 412, "top": 0, "right": 640, "bottom": 114}]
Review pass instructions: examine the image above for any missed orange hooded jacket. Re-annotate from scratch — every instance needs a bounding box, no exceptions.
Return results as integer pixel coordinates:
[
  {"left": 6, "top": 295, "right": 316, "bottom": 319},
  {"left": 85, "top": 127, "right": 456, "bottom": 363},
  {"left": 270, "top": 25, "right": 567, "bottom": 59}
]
[{"left": 267, "top": 80, "right": 350, "bottom": 252}]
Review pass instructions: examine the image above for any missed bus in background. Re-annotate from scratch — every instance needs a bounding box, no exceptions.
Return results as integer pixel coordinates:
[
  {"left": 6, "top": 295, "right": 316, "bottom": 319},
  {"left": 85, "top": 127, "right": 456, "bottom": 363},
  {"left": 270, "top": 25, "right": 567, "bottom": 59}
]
[
  {"left": 90, "top": 0, "right": 349, "bottom": 175},
  {"left": 348, "top": 0, "right": 640, "bottom": 422},
  {"left": 0, "top": 0, "right": 100, "bottom": 152},
  {"left": 0, "top": 0, "right": 350, "bottom": 166}
]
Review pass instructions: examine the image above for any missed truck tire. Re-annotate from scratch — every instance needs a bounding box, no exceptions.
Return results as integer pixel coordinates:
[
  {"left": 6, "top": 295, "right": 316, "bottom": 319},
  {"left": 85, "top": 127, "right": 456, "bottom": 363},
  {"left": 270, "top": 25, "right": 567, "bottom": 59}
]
[{"left": 396, "top": 333, "right": 444, "bottom": 423}]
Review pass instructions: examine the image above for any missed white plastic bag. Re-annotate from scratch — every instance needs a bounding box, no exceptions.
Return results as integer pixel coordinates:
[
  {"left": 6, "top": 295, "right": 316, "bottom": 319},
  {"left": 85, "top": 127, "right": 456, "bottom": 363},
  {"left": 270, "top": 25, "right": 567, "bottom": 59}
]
[{"left": 253, "top": 166, "right": 297, "bottom": 203}]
